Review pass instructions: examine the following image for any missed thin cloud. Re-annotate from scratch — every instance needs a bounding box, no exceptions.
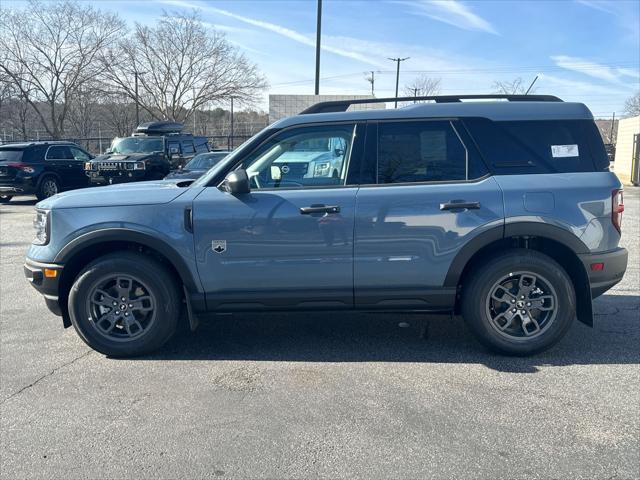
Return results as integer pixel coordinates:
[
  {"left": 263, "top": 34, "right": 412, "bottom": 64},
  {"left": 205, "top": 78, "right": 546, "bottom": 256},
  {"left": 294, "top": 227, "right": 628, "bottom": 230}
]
[
  {"left": 396, "top": 0, "right": 498, "bottom": 35},
  {"left": 551, "top": 55, "right": 639, "bottom": 85},
  {"left": 160, "top": 0, "right": 384, "bottom": 67},
  {"left": 539, "top": 73, "right": 629, "bottom": 96}
]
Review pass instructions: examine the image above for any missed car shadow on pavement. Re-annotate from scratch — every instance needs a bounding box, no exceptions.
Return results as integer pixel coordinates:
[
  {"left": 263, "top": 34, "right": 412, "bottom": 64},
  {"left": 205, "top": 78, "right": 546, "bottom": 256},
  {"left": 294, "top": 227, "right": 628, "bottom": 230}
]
[
  {"left": 133, "top": 294, "right": 640, "bottom": 373},
  {"left": 0, "top": 198, "right": 38, "bottom": 210}
]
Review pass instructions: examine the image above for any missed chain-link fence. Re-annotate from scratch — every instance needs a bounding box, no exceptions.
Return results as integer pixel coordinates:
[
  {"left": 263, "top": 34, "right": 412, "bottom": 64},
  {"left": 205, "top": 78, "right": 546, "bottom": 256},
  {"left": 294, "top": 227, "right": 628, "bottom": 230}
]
[{"left": 0, "top": 135, "right": 254, "bottom": 154}]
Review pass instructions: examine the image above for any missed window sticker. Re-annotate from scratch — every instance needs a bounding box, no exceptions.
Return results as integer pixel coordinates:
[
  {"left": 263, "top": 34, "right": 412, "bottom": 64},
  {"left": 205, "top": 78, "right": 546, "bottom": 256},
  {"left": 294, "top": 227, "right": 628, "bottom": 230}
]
[{"left": 551, "top": 144, "right": 579, "bottom": 158}]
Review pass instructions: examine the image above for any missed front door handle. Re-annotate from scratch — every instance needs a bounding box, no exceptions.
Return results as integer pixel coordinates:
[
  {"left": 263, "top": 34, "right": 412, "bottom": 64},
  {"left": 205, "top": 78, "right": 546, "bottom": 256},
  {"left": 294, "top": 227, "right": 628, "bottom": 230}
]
[
  {"left": 440, "top": 200, "right": 481, "bottom": 211},
  {"left": 300, "top": 205, "right": 341, "bottom": 215}
]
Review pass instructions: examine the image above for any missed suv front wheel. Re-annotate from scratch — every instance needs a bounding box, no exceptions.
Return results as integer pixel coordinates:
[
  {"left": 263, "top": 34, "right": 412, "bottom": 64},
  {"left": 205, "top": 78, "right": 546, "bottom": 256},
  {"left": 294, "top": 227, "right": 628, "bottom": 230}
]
[
  {"left": 68, "top": 252, "right": 181, "bottom": 357},
  {"left": 461, "top": 249, "right": 575, "bottom": 356}
]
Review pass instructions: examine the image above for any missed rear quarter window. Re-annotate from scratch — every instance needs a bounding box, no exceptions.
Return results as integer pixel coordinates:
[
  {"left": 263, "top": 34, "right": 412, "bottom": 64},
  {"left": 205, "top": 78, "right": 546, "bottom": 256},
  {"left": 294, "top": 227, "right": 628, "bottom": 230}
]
[
  {"left": 463, "top": 118, "right": 608, "bottom": 174},
  {"left": 0, "top": 149, "right": 24, "bottom": 162}
]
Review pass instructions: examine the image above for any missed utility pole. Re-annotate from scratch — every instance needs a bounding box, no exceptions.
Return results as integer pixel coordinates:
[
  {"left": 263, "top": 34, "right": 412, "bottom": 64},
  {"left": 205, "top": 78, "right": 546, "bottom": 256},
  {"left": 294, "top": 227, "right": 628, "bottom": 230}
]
[
  {"left": 314, "top": 0, "right": 322, "bottom": 95},
  {"left": 367, "top": 71, "right": 375, "bottom": 96},
  {"left": 610, "top": 112, "right": 616, "bottom": 144},
  {"left": 134, "top": 71, "right": 140, "bottom": 126},
  {"left": 413, "top": 88, "right": 418, "bottom": 103},
  {"left": 230, "top": 97, "right": 234, "bottom": 149},
  {"left": 388, "top": 57, "right": 409, "bottom": 108},
  {"left": 193, "top": 87, "right": 197, "bottom": 133},
  {"left": 98, "top": 121, "right": 103, "bottom": 153}
]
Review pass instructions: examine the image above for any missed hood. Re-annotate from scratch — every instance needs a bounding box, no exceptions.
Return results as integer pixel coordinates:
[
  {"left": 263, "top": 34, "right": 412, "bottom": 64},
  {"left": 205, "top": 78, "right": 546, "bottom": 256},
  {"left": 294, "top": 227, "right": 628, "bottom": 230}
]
[
  {"left": 92, "top": 152, "right": 156, "bottom": 162},
  {"left": 164, "top": 169, "right": 207, "bottom": 180},
  {"left": 37, "top": 180, "right": 189, "bottom": 210}
]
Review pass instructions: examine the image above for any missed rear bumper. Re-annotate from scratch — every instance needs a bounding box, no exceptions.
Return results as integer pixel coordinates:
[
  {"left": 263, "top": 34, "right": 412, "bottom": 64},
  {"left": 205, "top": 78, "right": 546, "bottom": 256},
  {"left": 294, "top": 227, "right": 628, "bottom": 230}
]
[
  {"left": 0, "top": 186, "right": 24, "bottom": 195},
  {"left": 24, "top": 258, "right": 63, "bottom": 316},
  {"left": 579, "top": 247, "right": 628, "bottom": 298},
  {"left": 0, "top": 182, "right": 36, "bottom": 196}
]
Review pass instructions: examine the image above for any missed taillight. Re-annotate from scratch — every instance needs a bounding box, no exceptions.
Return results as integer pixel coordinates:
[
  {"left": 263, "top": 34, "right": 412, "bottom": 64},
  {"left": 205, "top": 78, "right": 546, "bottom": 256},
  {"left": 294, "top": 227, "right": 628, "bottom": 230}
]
[
  {"left": 8, "top": 162, "right": 35, "bottom": 173},
  {"left": 612, "top": 189, "right": 624, "bottom": 234}
]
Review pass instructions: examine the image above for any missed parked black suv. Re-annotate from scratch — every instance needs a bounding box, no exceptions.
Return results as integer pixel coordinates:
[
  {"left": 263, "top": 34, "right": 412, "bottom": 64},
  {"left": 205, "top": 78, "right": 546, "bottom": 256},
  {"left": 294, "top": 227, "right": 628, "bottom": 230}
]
[
  {"left": 84, "top": 121, "right": 210, "bottom": 185},
  {"left": 0, "top": 141, "right": 93, "bottom": 203}
]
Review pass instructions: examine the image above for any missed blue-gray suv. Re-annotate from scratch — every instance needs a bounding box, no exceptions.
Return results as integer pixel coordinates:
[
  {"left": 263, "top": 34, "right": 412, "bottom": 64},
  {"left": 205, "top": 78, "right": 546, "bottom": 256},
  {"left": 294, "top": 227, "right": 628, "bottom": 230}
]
[{"left": 24, "top": 95, "right": 628, "bottom": 357}]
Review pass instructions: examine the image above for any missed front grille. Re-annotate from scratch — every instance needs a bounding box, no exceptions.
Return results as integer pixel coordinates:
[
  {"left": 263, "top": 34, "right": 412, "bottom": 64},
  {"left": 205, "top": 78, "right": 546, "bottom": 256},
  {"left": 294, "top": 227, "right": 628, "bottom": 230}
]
[
  {"left": 97, "top": 162, "right": 121, "bottom": 171},
  {"left": 279, "top": 163, "right": 308, "bottom": 177}
]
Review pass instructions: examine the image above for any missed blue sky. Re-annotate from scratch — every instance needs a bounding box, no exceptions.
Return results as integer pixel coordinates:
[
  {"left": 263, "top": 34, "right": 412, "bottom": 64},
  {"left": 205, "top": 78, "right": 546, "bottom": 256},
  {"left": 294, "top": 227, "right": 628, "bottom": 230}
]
[{"left": 9, "top": 0, "right": 640, "bottom": 117}]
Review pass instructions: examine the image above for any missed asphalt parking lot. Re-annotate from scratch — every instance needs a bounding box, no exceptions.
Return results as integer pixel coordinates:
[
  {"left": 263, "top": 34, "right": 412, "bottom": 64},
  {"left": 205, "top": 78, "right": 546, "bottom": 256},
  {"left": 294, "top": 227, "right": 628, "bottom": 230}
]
[{"left": 1, "top": 189, "right": 638, "bottom": 479}]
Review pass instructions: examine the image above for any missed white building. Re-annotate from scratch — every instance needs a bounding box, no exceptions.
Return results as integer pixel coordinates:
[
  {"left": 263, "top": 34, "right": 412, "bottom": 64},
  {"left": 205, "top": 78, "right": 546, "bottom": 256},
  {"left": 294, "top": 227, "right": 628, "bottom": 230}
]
[
  {"left": 613, "top": 115, "right": 640, "bottom": 185},
  {"left": 269, "top": 94, "right": 384, "bottom": 123}
]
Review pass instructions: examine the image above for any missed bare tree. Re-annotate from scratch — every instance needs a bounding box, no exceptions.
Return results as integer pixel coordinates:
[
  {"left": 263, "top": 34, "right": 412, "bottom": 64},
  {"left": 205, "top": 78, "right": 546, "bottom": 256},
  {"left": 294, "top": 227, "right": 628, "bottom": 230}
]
[
  {"left": 67, "top": 84, "right": 99, "bottom": 140},
  {"left": 403, "top": 75, "right": 441, "bottom": 99},
  {"left": 0, "top": 0, "right": 125, "bottom": 138},
  {"left": 100, "top": 95, "right": 137, "bottom": 138},
  {"left": 624, "top": 91, "right": 640, "bottom": 117},
  {"left": 492, "top": 77, "right": 537, "bottom": 95},
  {"left": 102, "top": 11, "right": 267, "bottom": 123}
]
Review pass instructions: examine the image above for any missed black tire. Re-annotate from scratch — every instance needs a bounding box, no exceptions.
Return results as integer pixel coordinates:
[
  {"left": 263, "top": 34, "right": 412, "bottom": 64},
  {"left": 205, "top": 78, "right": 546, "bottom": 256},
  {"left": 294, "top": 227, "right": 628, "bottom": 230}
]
[
  {"left": 68, "top": 252, "right": 181, "bottom": 357},
  {"left": 36, "top": 175, "right": 60, "bottom": 200},
  {"left": 0, "top": 195, "right": 11, "bottom": 203},
  {"left": 461, "top": 249, "right": 575, "bottom": 356}
]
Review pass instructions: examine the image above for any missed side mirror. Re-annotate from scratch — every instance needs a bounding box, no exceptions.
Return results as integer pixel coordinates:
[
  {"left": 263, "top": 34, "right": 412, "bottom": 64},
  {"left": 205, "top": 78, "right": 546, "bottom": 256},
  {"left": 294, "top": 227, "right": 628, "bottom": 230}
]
[{"left": 224, "top": 169, "right": 250, "bottom": 195}]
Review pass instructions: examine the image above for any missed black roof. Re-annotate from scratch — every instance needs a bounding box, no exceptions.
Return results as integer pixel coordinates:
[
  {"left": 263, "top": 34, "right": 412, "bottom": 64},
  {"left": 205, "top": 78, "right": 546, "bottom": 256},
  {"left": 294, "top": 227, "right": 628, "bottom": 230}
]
[
  {"left": 135, "top": 121, "right": 184, "bottom": 135},
  {"left": 0, "top": 141, "right": 77, "bottom": 149}
]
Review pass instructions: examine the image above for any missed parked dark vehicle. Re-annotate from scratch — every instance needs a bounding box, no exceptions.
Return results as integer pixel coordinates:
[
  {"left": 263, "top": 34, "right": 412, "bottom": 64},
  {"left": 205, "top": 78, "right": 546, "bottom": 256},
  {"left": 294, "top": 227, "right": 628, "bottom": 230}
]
[
  {"left": 84, "top": 121, "right": 210, "bottom": 185},
  {"left": 164, "top": 151, "right": 230, "bottom": 181},
  {"left": 0, "top": 141, "right": 93, "bottom": 203}
]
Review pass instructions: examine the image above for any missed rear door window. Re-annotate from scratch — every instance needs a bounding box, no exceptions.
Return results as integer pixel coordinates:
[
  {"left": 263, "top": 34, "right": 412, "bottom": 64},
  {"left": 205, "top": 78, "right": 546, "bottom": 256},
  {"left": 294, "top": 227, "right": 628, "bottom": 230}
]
[
  {"left": 46, "top": 146, "right": 73, "bottom": 160},
  {"left": 376, "top": 120, "right": 487, "bottom": 184},
  {"left": 181, "top": 140, "right": 195, "bottom": 155}
]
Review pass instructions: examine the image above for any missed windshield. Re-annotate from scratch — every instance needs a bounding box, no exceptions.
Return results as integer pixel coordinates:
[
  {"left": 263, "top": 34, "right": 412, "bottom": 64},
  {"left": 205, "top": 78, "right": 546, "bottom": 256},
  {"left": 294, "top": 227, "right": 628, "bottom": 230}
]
[
  {"left": 110, "top": 137, "right": 163, "bottom": 155},
  {"left": 186, "top": 152, "right": 228, "bottom": 170}
]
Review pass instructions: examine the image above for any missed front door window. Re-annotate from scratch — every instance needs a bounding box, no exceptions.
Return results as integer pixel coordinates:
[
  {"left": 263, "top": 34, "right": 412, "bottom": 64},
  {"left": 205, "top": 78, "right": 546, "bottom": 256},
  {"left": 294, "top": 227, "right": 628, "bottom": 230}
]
[{"left": 241, "top": 124, "right": 356, "bottom": 189}]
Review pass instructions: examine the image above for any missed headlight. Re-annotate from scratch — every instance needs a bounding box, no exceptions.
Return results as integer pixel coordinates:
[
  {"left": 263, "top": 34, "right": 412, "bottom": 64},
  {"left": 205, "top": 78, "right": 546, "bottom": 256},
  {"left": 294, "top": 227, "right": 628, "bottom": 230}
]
[
  {"left": 33, "top": 209, "right": 50, "bottom": 245},
  {"left": 84, "top": 162, "right": 92, "bottom": 171},
  {"left": 314, "top": 162, "right": 330, "bottom": 177},
  {"left": 134, "top": 161, "right": 146, "bottom": 170}
]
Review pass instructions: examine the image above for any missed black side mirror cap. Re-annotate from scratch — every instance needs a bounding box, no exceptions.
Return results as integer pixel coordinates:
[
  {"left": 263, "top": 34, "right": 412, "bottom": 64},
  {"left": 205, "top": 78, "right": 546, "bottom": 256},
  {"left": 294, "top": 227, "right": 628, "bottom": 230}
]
[{"left": 224, "top": 169, "right": 250, "bottom": 195}]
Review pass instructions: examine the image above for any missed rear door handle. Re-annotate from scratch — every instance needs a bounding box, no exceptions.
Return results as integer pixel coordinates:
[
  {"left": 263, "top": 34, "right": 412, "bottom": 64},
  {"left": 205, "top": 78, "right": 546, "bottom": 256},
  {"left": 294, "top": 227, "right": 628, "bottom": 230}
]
[
  {"left": 300, "top": 205, "right": 341, "bottom": 215},
  {"left": 440, "top": 200, "right": 481, "bottom": 211}
]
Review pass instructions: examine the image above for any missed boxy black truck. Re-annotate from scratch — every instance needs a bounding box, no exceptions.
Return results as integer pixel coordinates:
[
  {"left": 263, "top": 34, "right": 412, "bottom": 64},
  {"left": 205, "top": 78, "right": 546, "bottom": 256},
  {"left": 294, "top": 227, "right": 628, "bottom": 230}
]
[{"left": 84, "top": 122, "right": 210, "bottom": 185}]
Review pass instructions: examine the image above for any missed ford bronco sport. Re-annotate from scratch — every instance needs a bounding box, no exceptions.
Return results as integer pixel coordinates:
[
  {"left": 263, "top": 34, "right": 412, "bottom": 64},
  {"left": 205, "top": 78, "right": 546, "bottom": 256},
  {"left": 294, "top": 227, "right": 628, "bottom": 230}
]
[
  {"left": 84, "top": 121, "right": 209, "bottom": 185},
  {"left": 24, "top": 95, "right": 628, "bottom": 357}
]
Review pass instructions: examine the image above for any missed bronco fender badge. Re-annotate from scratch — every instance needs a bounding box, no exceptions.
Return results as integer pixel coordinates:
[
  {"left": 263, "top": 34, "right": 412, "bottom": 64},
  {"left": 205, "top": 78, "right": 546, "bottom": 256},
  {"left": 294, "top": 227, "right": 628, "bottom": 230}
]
[{"left": 212, "top": 240, "right": 227, "bottom": 253}]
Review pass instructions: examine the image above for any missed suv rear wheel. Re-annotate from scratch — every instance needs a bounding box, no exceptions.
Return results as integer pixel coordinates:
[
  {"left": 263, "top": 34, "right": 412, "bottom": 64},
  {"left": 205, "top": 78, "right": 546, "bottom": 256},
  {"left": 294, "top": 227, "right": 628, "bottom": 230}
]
[
  {"left": 36, "top": 176, "right": 60, "bottom": 200},
  {"left": 461, "top": 249, "right": 575, "bottom": 356},
  {"left": 68, "top": 252, "right": 181, "bottom": 357}
]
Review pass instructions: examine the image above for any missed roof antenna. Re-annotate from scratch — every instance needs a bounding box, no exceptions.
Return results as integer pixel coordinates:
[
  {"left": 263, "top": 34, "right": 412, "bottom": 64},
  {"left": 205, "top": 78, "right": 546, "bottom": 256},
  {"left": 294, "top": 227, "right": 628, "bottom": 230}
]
[{"left": 525, "top": 75, "right": 539, "bottom": 95}]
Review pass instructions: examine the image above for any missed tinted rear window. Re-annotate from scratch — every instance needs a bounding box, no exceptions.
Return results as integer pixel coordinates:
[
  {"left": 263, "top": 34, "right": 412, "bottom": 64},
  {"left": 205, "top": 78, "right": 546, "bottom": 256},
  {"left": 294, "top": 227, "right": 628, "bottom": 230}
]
[
  {"left": 0, "top": 149, "right": 23, "bottom": 162},
  {"left": 463, "top": 118, "right": 609, "bottom": 174}
]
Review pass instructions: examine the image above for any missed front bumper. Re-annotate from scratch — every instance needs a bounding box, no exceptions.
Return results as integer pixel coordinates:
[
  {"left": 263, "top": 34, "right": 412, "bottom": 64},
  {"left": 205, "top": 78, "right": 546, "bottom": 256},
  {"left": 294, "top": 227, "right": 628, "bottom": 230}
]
[
  {"left": 24, "top": 258, "right": 63, "bottom": 316},
  {"left": 579, "top": 247, "right": 628, "bottom": 298},
  {"left": 87, "top": 170, "right": 147, "bottom": 185}
]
